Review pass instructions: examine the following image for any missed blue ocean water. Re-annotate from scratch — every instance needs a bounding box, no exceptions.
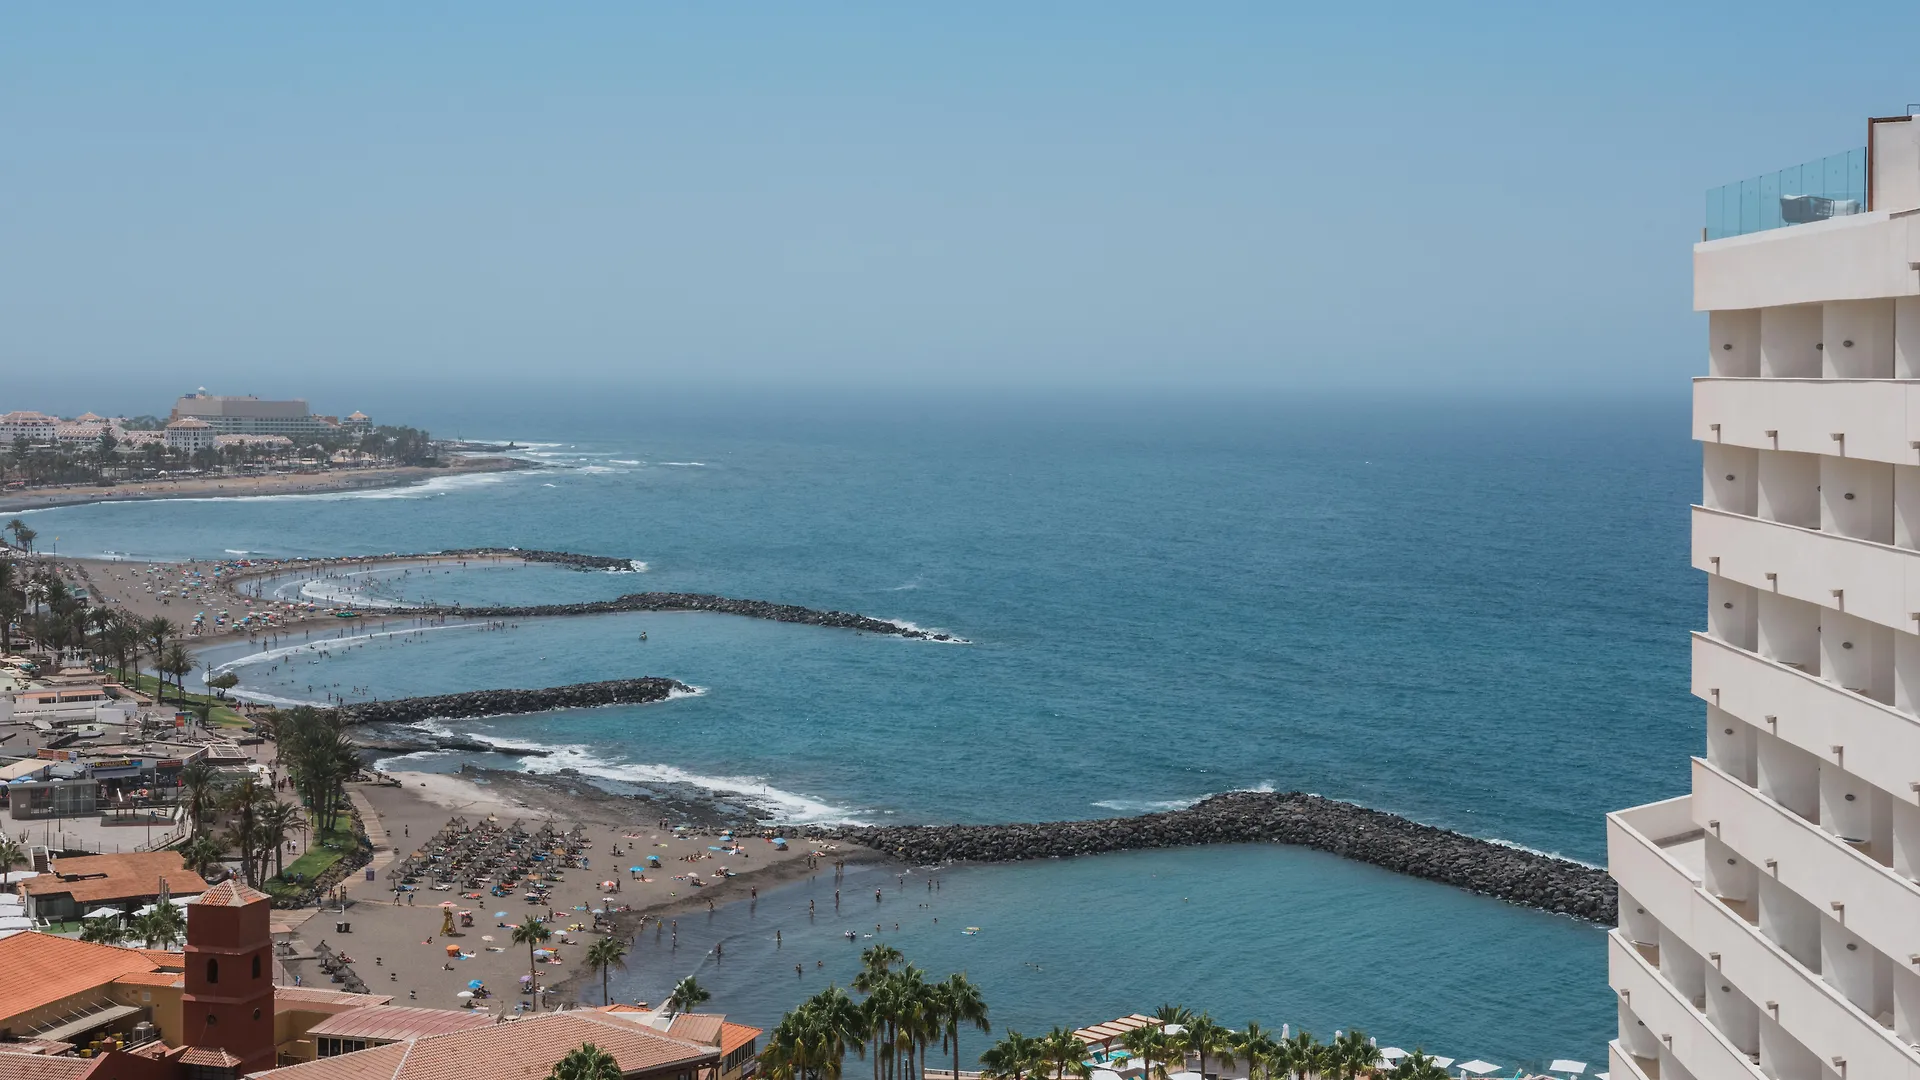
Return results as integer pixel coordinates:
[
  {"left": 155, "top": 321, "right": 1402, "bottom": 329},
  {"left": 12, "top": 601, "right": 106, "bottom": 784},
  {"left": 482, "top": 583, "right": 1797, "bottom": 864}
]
[{"left": 20, "top": 391, "right": 1699, "bottom": 1064}]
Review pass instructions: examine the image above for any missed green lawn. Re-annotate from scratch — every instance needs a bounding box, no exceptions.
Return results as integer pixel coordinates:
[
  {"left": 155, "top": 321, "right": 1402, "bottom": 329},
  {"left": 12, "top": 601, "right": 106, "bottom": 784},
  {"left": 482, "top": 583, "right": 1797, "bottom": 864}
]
[
  {"left": 123, "top": 672, "right": 252, "bottom": 728},
  {"left": 262, "top": 820, "right": 362, "bottom": 901}
]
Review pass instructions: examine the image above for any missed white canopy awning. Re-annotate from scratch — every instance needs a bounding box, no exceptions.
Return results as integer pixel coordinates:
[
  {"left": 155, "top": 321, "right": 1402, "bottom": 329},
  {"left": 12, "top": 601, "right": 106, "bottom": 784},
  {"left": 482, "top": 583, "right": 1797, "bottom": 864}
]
[
  {"left": 1455, "top": 1062, "right": 1499, "bottom": 1076},
  {"left": 84, "top": 906, "right": 123, "bottom": 919},
  {"left": 1548, "top": 1061, "right": 1588, "bottom": 1075},
  {"left": 1376, "top": 1048, "right": 1408, "bottom": 1062}
]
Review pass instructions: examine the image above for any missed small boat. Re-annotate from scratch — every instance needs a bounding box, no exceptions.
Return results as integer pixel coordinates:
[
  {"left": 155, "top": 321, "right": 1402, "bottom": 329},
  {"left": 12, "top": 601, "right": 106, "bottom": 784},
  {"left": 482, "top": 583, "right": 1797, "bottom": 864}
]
[{"left": 962, "top": 927, "right": 981, "bottom": 936}]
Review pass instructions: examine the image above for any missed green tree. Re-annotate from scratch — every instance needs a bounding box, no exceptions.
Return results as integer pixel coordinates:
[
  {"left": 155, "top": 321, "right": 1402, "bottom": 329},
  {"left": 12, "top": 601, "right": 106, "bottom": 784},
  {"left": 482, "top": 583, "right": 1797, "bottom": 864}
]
[
  {"left": 254, "top": 799, "right": 304, "bottom": 882},
  {"left": 1230, "top": 1023, "right": 1277, "bottom": 1080},
  {"left": 177, "top": 760, "right": 219, "bottom": 838},
  {"left": 978, "top": 1032, "right": 1041, "bottom": 1080},
  {"left": 666, "top": 975, "right": 711, "bottom": 1012},
  {"left": 178, "top": 832, "right": 226, "bottom": 878},
  {"left": 159, "top": 640, "right": 197, "bottom": 704},
  {"left": 1036, "top": 1028, "right": 1090, "bottom": 1080},
  {"left": 935, "top": 973, "right": 990, "bottom": 1080},
  {"left": 133, "top": 903, "right": 185, "bottom": 949},
  {"left": 584, "top": 935, "right": 629, "bottom": 1006},
  {"left": 206, "top": 671, "right": 240, "bottom": 697},
  {"left": 1387, "top": 1051, "right": 1449, "bottom": 1080},
  {"left": 1120, "top": 1026, "right": 1172, "bottom": 1080},
  {"left": 764, "top": 986, "right": 869, "bottom": 1080},
  {"left": 0, "top": 835, "right": 27, "bottom": 886},
  {"left": 1180, "top": 1015, "right": 1232, "bottom": 1080},
  {"left": 4, "top": 519, "right": 34, "bottom": 554},
  {"left": 546, "top": 1043, "right": 621, "bottom": 1080},
  {"left": 80, "top": 917, "right": 128, "bottom": 945},
  {"left": 512, "top": 916, "right": 554, "bottom": 1011}
]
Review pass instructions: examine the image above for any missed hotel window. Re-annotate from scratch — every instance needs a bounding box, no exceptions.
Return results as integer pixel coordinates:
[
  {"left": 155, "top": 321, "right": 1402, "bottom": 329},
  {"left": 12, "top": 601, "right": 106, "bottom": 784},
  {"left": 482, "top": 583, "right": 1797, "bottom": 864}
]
[
  {"left": 252, "top": 955, "right": 261, "bottom": 979},
  {"left": 206, "top": 958, "right": 219, "bottom": 983}
]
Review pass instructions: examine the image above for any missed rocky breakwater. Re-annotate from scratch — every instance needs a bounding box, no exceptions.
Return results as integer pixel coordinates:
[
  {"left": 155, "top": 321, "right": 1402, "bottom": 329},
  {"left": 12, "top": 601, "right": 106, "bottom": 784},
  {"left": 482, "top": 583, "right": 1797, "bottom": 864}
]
[
  {"left": 810, "top": 790, "right": 1615, "bottom": 923},
  {"left": 439, "top": 547, "right": 639, "bottom": 571},
  {"left": 337, "top": 677, "right": 691, "bottom": 726},
  {"left": 421, "top": 592, "right": 965, "bottom": 641}
]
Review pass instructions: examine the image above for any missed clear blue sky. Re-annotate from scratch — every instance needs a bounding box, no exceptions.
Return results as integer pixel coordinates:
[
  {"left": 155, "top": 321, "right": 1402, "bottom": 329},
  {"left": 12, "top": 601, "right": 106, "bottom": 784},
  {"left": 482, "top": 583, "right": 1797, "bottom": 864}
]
[{"left": 6, "top": 3, "right": 1919, "bottom": 409}]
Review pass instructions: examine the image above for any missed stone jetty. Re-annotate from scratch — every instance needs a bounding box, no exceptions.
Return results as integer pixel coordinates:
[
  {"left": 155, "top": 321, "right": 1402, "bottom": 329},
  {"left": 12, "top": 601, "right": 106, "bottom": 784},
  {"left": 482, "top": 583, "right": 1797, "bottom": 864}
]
[
  {"left": 417, "top": 593, "right": 963, "bottom": 641},
  {"left": 438, "top": 547, "right": 638, "bottom": 571},
  {"left": 336, "top": 677, "right": 690, "bottom": 726},
  {"left": 809, "top": 790, "right": 1615, "bottom": 922}
]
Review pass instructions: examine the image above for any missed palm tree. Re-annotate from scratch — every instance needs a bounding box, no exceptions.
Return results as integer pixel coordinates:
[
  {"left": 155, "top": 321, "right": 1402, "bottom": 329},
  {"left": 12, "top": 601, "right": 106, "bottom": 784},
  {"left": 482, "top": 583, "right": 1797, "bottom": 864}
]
[
  {"left": 1327, "top": 1030, "right": 1375, "bottom": 1080},
  {"left": 584, "top": 936, "right": 629, "bottom": 1005},
  {"left": 1036, "top": 1027, "right": 1089, "bottom": 1080},
  {"left": 0, "top": 557, "right": 21, "bottom": 655},
  {"left": 547, "top": 1043, "right": 622, "bottom": 1080},
  {"left": 178, "top": 833, "right": 226, "bottom": 879},
  {"left": 0, "top": 835, "right": 23, "bottom": 886},
  {"left": 141, "top": 617, "right": 177, "bottom": 688},
  {"left": 1153, "top": 1004, "right": 1195, "bottom": 1027},
  {"left": 254, "top": 800, "right": 304, "bottom": 883},
  {"left": 1180, "top": 1015, "right": 1230, "bottom": 1080},
  {"left": 133, "top": 904, "right": 185, "bottom": 949},
  {"left": 666, "top": 975, "right": 711, "bottom": 1012},
  {"left": 1120, "top": 1026, "right": 1171, "bottom": 1080},
  {"left": 1387, "top": 1051, "right": 1448, "bottom": 1080},
  {"left": 221, "top": 777, "right": 270, "bottom": 886},
  {"left": 5, "top": 519, "right": 34, "bottom": 555},
  {"left": 160, "top": 641, "right": 197, "bottom": 704},
  {"left": 512, "top": 916, "right": 553, "bottom": 1011},
  {"left": 853, "top": 946, "right": 904, "bottom": 1080},
  {"left": 176, "top": 760, "right": 218, "bottom": 838},
  {"left": 936, "top": 973, "right": 990, "bottom": 1080},
  {"left": 979, "top": 1032, "right": 1041, "bottom": 1080},
  {"left": 764, "top": 986, "right": 869, "bottom": 1080},
  {"left": 80, "top": 917, "right": 128, "bottom": 945},
  {"left": 1230, "top": 1024, "right": 1277, "bottom": 1080},
  {"left": 1273, "top": 1033, "right": 1322, "bottom": 1080}
]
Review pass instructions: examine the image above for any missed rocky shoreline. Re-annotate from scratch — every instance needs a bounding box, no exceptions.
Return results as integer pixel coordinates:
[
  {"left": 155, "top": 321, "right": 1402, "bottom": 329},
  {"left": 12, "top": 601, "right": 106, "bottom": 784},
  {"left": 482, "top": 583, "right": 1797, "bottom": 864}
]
[
  {"left": 416, "top": 592, "right": 965, "bottom": 641},
  {"left": 808, "top": 790, "right": 1616, "bottom": 922},
  {"left": 336, "top": 676, "right": 691, "bottom": 726}
]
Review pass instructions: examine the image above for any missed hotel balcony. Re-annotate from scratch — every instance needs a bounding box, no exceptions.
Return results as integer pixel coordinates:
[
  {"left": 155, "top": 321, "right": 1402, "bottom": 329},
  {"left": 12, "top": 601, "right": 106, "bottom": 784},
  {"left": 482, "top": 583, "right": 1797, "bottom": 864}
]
[
  {"left": 1705, "top": 148, "right": 1867, "bottom": 242},
  {"left": 1609, "top": 800, "right": 1920, "bottom": 1079},
  {"left": 1691, "top": 506, "right": 1920, "bottom": 640},
  {"left": 1690, "top": 756, "right": 1920, "bottom": 977},
  {"left": 1609, "top": 931, "right": 1767, "bottom": 1080},
  {"left": 1690, "top": 633, "right": 1920, "bottom": 828},
  {"left": 1695, "top": 378, "right": 1920, "bottom": 465},
  {"left": 1608, "top": 1041, "right": 1659, "bottom": 1080}
]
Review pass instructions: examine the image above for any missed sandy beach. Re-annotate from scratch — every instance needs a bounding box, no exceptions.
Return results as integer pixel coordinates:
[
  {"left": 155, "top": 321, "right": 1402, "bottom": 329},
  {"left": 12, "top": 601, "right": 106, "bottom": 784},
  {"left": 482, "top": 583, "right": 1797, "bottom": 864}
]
[
  {"left": 285, "top": 768, "right": 870, "bottom": 1013},
  {"left": 0, "top": 455, "right": 526, "bottom": 514}
]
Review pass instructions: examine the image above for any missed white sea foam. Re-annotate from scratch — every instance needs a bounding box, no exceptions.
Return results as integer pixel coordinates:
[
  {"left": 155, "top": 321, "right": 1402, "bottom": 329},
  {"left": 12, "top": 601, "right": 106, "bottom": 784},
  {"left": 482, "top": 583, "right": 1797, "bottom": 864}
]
[
  {"left": 207, "top": 623, "right": 488, "bottom": 677},
  {"left": 601, "top": 560, "right": 649, "bottom": 574},
  {"left": 659, "top": 462, "right": 707, "bottom": 467},
  {"left": 541, "top": 483, "right": 558, "bottom": 488},
  {"left": 225, "top": 549, "right": 254, "bottom": 556},
  {"left": 881, "top": 618, "right": 971, "bottom": 644},
  {"left": 608, "top": 460, "right": 641, "bottom": 466},
  {"left": 1091, "top": 797, "right": 1205, "bottom": 813}
]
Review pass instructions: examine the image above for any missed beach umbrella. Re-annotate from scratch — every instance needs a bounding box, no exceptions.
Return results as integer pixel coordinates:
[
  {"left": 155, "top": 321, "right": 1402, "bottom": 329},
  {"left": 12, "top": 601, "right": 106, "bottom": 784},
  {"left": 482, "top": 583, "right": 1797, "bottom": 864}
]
[
  {"left": 456, "top": 991, "right": 474, "bottom": 998},
  {"left": 445, "top": 944, "right": 460, "bottom": 956},
  {"left": 468, "top": 979, "right": 485, "bottom": 989},
  {"left": 629, "top": 866, "right": 644, "bottom": 872},
  {"left": 1547, "top": 1063, "right": 1587, "bottom": 1077},
  {"left": 1454, "top": 1062, "right": 1498, "bottom": 1076},
  {"left": 1376, "top": 1049, "right": 1408, "bottom": 1064},
  {"left": 494, "top": 911, "right": 508, "bottom": 917},
  {"left": 480, "top": 935, "right": 494, "bottom": 942},
  {"left": 439, "top": 901, "right": 457, "bottom": 908}
]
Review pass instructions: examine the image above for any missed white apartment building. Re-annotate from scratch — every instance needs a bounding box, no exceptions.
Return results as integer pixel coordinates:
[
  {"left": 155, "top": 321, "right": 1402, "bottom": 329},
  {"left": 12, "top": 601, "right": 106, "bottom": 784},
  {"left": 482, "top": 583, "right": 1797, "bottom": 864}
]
[
  {"left": 1609, "top": 115, "right": 1920, "bottom": 1080},
  {"left": 170, "top": 389, "right": 342, "bottom": 436}
]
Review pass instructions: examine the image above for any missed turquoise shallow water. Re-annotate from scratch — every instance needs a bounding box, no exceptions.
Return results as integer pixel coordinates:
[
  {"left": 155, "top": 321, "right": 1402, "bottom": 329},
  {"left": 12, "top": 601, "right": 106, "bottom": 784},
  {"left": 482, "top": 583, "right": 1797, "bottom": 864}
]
[{"left": 20, "top": 391, "right": 1696, "bottom": 1065}]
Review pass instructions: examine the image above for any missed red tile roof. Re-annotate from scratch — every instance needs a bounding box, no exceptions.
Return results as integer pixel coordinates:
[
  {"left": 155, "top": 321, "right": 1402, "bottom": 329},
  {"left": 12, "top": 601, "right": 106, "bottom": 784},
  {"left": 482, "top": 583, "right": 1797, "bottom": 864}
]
[
  {"left": 0, "top": 1052, "right": 98, "bottom": 1080},
  {"left": 665, "top": 1014, "right": 723, "bottom": 1046},
  {"left": 18, "top": 853, "right": 210, "bottom": 906},
  {"left": 258, "top": 1010, "right": 718, "bottom": 1080},
  {"left": 0, "top": 934, "right": 166, "bottom": 1023},
  {"left": 177, "top": 1047, "right": 244, "bottom": 1068},
  {"left": 719, "top": 1023, "right": 760, "bottom": 1058},
  {"left": 192, "top": 881, "right": 271, "bottom": 908},
  {"left": 305, "top": 1006, "right": 495, "bottom": 1042}
]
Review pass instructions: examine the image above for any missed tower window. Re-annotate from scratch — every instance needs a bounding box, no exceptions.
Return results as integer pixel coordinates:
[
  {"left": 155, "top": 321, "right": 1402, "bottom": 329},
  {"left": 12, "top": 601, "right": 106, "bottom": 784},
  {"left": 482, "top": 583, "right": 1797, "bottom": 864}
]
[
  {"left": 206, "top": 958, "right": 218, "bottom": 984},
  {"left": 252, "top": 955, "right": 262, "bottom": 979}
]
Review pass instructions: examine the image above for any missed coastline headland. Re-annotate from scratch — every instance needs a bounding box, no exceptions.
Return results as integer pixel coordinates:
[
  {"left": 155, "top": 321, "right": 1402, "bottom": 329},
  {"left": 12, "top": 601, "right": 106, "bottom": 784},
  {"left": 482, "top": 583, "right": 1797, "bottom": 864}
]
[
  {"left": 334, "top": 676, "right": 692, "bottom": 726},
  {"left": 808, "top": 790, "right": 1616, "bottom": 923}
]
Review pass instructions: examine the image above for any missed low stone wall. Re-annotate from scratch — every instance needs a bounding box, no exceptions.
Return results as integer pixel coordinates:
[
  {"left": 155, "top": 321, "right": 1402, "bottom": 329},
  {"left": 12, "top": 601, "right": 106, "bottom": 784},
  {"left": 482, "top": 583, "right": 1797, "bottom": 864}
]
[
  {"left": 809, "top": 790, "right": 1616, "bottom": 923},
  {"left": 417, "top": 593, "right": 962, "bottom": 641},
  {"left": 337, "top": 677, "right": 690, "bottom": 726}
]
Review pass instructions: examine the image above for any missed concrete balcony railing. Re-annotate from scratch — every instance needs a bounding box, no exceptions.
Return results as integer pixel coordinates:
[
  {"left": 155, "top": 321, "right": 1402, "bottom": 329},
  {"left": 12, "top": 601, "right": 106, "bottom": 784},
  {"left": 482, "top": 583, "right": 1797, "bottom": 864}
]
[
  {"left": 1609, "top": 931, "right": 1766, "bottom": 1080},
  {"left": 1691, "top": 756, "right": 1920, "bottom": 975},
  {"left": 1694, "top": 378, "right": 1920, "bottom": 465},
  {"left": 1609, "top": 802, "right": 1920, "bottom": 1079},
  {"left": 1691, "top": 633, "right": 1920, "bottom": 813},
  {"left": 1609, "top": 1041, "right": 1659, "bottom": 1080},
  {"left": 1692, "top": 505, "right": 1920, "bottom": 637}
]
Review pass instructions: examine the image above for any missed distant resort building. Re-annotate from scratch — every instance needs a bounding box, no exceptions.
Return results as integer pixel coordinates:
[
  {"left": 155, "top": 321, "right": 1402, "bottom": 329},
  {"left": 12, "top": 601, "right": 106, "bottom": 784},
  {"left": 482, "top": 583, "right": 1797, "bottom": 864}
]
[
  {"left": 161, "top": 419, "right": 215, "bottom": 452},
  {"left": 0, "top": 412, "right": 59, "bottom": 445},
  {"left": 169, "top": 390, "right": 358, "bottom": 438}
]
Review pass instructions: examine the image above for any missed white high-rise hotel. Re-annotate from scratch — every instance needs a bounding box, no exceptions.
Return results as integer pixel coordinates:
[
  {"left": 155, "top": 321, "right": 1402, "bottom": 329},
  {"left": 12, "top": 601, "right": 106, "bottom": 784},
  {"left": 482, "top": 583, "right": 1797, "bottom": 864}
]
[{"left": 1610, "top": 116, "right": 1920, "bottom": 1080}]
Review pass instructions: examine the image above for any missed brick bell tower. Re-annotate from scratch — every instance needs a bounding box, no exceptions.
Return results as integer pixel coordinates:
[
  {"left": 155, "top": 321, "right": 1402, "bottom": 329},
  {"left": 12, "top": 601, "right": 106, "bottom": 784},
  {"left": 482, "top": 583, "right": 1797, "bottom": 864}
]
[{"left": 181, "top": 880, "right": 278, "bottom": 1073}]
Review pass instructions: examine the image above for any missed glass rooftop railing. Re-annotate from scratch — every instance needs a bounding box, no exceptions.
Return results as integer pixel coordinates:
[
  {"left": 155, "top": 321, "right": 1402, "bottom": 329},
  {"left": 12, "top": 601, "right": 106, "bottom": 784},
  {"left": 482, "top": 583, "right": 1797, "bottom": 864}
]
[{"left": 1704, "top": 147, "right": 1867, "bottom": 240}]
